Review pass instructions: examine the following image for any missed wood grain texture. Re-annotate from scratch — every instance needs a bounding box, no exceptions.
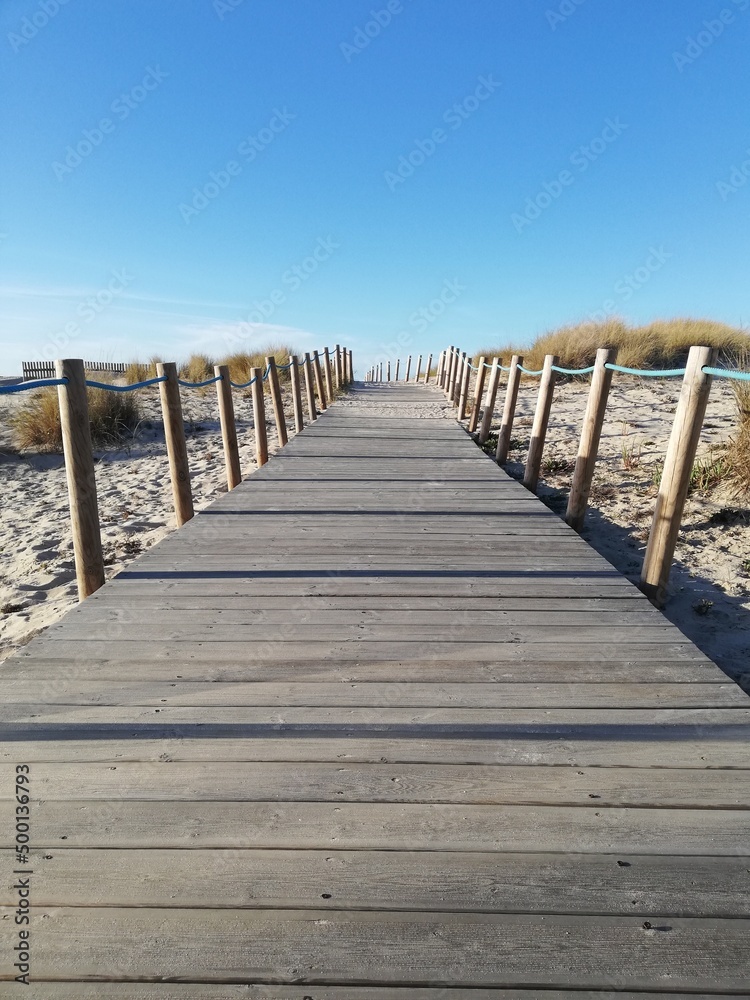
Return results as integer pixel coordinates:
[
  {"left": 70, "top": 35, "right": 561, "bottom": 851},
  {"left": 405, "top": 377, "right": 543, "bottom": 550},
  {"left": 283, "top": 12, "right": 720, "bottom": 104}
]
[
  {"left": 0, "top": 381, "right": 746, "bottom": 991},
  {"left": 156, "top": 361, "right": 194, "bottom": 525}
]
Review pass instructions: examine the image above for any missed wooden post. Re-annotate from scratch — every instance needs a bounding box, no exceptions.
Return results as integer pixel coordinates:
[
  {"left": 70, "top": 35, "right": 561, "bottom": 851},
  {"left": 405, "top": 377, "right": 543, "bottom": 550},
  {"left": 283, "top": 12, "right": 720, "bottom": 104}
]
[
  {"left": 303, "top": 353, "right": 317, "bottom": 422},
  {"left": 387, "top": 361, "right": 391, "bottom": 381},
  {"left": 323, "top": 347, "right": 334, "bottom": 401},
  {"left": 496, "top": 354, "right": 524, "bottom": 465},
  {"left": 565, "top": 348, "right": 617, "bottom": 532},
  {"left": 347, "top": 350, "right": 353, "bottom": 383},
  {"left": 157, "top": 362, "right": 194, "bottom": 526},
  {"left": 379, "top": 362, "right": 383, "bottom": 381},
  {"left": 425, "top": 354, "right": 433, "bottom": 384},
  {"left": 313, "top": 351, "right": 328, "bottom": 410},
  {"left": 454, "top": 353, "right": 467, "bottom": 408},
  {"left": 523, "top": 354, "right": 559, "bottom": 494},
  {"left": 55, "top": 358, "right": 105, "bottom": 599},
  {"left": 458, "top": 356, "right": 471, "bottom": 418},
  {"left": 468, "top": 356, "right": 488, "bottom": 433},
  {"left": 215, "top": 364, "right": 241, "bottom": 490},
  {"left": 334, "top": 344, "right": 342, "bottom": 387},
  {"left": 250, "top": 366, "right": 268, "bottom": 466},
  {"left": 415, "top": 355, "right": 422, "bottom": 383},
  {"left": 289, "top": 355, "right": 304, "bottom": 433},
  {"left": 265, "top": 356, "right": 288, "bottom": 446},
  {"left": 478, "top": 358, "right": 502, "bottom": 445},
  {"left": 405, "top": 355, "right": 412, "bottom": 382},
  {"left": 448, "top": 349, "right": 459, "bottom": 397},
  {"left": 640, "top": 345, "right": 717, "bottom": 605},
  {"left": 395, "top": 359, "right": 400, "bottom": 381}
]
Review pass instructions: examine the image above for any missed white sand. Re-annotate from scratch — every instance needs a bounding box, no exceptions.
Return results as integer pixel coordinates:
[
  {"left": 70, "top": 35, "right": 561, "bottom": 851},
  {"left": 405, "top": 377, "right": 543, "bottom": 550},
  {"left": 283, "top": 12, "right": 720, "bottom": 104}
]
[{"left": 1, "top": 375, "right": 748, "bottom": 691}]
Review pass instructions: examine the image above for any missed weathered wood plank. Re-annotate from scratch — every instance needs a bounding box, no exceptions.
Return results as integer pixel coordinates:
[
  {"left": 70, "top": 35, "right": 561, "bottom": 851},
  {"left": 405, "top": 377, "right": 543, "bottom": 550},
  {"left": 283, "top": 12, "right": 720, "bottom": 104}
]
[
  {"left": 4, "top": 800, "right": 749, "bottom": 853},
  {"left": 2, "top": 680, "right": 741, "bottom": 708},
  {"left": 2, "top": 908, "right": 748, "bottom": 990},
  {"left": 6, "top": 761, "right": 749, "bottom": 807},
  {"left": 7, "top": 849, "right": 749, "bottom": 916}
]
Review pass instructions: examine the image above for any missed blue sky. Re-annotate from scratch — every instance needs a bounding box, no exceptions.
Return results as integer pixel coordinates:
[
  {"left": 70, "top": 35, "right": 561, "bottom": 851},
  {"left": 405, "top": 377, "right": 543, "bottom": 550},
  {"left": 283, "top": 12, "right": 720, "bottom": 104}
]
[{"left": 1, "top": 0, "right": 749, "bottom": 376}]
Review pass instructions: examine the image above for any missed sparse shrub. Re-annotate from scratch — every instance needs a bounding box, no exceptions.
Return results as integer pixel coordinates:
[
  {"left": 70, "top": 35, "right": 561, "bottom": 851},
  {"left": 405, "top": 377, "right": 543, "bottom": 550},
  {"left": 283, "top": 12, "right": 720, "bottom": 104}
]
[
  {"left": 124, "top": 356, "right": 162, "bottom": 384},
  {"left": 179, "top": 354, "right": 215, "bottom": 384},
  {"left": 217, "top": 343, "right": 299, "bottom": 390},
  {"left": 12, "top": 387, "right": 141, "bottom": 452}
]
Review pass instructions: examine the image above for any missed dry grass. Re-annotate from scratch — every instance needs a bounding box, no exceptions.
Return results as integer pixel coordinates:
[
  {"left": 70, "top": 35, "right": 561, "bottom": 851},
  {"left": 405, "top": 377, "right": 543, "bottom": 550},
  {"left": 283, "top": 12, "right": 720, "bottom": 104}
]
[
  {"left": 124, "top": 356, "right": 162, "bottom": 384},
  {"left": 475, "top": 317, "right": 750, "bottom": 372},
  {"left": 217, "top": 343, "right": 299, "bottom": 387},
  {"left": 724, "top": 352, "right": 750, "bottom": 497},
  {"left": 179, "top": 354, "right": 215, "bottom": 383},
  {"left": 12, "top": 387, "right": 141, "bottom": 452}
]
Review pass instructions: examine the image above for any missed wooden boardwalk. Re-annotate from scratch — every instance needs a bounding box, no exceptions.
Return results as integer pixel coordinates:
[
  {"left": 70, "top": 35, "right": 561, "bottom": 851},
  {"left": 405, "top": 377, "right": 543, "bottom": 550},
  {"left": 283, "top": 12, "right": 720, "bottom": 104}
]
[{"left": 2, "top": 381, "right": 749, "bottom": 997}]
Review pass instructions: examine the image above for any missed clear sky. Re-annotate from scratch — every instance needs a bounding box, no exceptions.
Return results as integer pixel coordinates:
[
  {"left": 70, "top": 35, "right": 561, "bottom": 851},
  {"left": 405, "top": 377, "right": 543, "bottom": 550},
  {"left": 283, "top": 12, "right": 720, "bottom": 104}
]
[{"left": 1, "top": 0, "right": 749, "bottom": 376}]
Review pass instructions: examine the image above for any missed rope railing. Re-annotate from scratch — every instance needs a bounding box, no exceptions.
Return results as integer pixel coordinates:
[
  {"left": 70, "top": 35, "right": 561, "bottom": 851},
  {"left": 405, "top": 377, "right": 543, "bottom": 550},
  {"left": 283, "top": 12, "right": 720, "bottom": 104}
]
[
  {"left": 436, "top": 341, "right": 750, "bottom": 608},
  {"left": 6, "top": 347, "right": 353, "bottom": 602},
  {"left": 0, "top": 377, "right": 69, "bottom": 394},
  {"left": 86, "top": 376, "right": 168, "bottom": 391}
]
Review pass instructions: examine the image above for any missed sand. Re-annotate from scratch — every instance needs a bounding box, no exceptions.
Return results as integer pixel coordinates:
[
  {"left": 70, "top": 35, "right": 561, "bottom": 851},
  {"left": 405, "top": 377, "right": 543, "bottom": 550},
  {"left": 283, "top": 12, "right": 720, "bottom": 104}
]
[{"left": 1, "top": 374, "right": 748, "bottom": 691}]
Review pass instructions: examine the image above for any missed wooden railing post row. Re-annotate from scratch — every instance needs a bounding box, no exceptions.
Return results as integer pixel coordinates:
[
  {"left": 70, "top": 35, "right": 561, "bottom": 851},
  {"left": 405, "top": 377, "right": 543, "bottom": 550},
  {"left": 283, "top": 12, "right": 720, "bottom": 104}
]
[
  {"left": 289, "top": 355, "right": 304, "bottom": 432},
  {"left": 496, "top": 354, "right": 524, "bottom": 465},
  {"left": 478, "top": 357, "right": 502, "bottom": 445},
  {"left": 405, "top": 355, "right": 412, "bottom": 382},
  {"left": 323, "top": 347, "right": 334, "bottom": 401},
  {"left": 523, "top": 354, "right": 559, "bottom": 494},
  {"left": 424, "top": 353, "right": 433, "bottom": 383},
  {"left": 265, "top": 355, "right": 288, "bottom": 446},
  {"left": 250, "top": 366, "right": 269, "bottom": 466},
  {"left": 395, "top": 359, "right": 400, "bottom": 381},
  {"left": 640, "top": 345, "right": 717, "bottom": 606},
  {"left": 55, "top": 358, "right": 105, "bottom": 600},
  {"left": 313, "top": 351, "right": 328, "bottom": 411},
  {"left": 157, "top": 361, "right": 195, "bottom": 526},
  {"left": 468, "top": 356, "right": 488, "bottom": 433},
  {"left": 302, "top": 353, "right": 317, "bottom": 422},
  {"left": 458, "top": 355, "right": 472, "bottom": 419},
  {"left": 565, "top": 348, "right": 617, "bottom": 532},
  {"left": 214, "top": 364, "right": 241, "bottom": 490}
]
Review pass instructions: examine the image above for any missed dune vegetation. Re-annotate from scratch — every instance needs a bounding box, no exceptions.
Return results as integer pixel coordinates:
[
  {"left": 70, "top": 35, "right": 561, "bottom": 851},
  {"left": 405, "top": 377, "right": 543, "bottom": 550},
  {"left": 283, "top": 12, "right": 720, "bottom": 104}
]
[{"left": 475, "top": 317, "right": 750, "bottom": 372}]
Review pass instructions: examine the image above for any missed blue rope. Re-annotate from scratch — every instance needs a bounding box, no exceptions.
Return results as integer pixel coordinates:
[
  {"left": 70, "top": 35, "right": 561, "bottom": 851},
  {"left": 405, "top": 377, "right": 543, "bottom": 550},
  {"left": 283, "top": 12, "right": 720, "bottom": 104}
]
[
  {"left": 276, "top": 361, "right": 293, "bottom": 371},
  {"left": 85, "top": 376, "right": 167, "bottom": 391},
  {"left": 0, "top": 377, "right": 68, "bottom": 395},
  {"left": 551, "top": 364, "right": 596, "bottom": 375},
  {"left": 702, "top": 366, "right": 750, "bottom": 381},
  {"left": 177, "top": 375, "right": 222, "bottom": 388},
  {"left": 517, "top": 365, "right": 545, "bottom": 376},
  {"left": 604, "top": 363, "right": 686, "bottom": 377},
  {"left": 230, "top": 376, "right": 257, "bottom": 388}
]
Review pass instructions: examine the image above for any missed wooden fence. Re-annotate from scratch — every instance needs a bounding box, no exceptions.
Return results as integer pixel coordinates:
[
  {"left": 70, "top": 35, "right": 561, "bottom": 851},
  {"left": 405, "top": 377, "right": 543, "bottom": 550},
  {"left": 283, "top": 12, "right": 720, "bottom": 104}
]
[
  {"left": 22, "top": 361, "right": 128, "bottom": 379},
  {"left": 364, "top": 352, "right": 434, "bottom": 385},
  {"left": 33, "top": 347, "right": 352, "bottom": 602}
]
